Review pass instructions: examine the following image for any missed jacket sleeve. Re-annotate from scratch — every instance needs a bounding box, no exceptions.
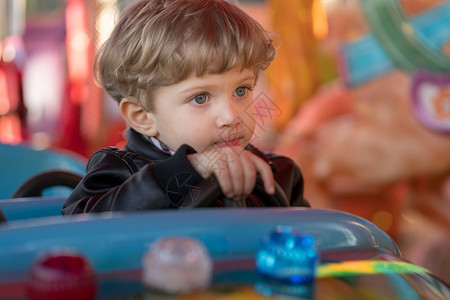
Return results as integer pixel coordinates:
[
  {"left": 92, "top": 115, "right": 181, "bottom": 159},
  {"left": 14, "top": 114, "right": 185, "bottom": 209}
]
[
  {"left": 62, "top": 145, "right": 203, "bottom": 215},
  {"left": 267, "top": 154, "right": 309, "bottom": 207}
]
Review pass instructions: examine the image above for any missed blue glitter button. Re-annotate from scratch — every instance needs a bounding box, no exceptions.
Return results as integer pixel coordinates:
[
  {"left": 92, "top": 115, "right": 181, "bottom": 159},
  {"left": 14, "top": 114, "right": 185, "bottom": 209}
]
[{"left": 256, "top": 226, "right": 319, "bottom": 284}]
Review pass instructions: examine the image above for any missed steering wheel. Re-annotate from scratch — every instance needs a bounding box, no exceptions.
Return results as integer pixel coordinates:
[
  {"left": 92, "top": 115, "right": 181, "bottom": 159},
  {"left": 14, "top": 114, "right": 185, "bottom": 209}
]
[
  {"left": 178, "top": 176, "right": 290, "bottom": 208},
  {"left": 11, "top": 170, "right": 82, "bottom": 198}
]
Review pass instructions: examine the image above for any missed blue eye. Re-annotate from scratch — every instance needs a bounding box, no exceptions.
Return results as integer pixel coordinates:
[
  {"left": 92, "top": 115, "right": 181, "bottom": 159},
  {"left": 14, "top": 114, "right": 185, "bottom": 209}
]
[
  {"left": 234, "top": 87, "right": 248, "bottom": 97},
  {"left": 190, "top": 94, "right": 210, "bottom": 105}
]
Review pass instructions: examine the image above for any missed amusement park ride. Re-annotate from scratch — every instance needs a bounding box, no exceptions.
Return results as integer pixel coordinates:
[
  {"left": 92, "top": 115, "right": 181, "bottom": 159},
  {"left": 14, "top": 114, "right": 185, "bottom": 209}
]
[{"left": 0, "top": 0, "right": 449, "bottom": 299}]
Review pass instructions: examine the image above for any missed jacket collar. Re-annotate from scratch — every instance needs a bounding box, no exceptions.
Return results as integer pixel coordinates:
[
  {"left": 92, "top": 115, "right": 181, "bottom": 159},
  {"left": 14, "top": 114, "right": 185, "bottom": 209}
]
[{"left": 124, "top": 128, "right": 170, "bottom": 161}]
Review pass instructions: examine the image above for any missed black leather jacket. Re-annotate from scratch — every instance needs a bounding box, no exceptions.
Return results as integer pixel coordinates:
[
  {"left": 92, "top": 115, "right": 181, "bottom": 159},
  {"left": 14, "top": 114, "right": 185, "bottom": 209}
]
[{"left": 62, "top": 129, "right": 308, "bottom": 214}]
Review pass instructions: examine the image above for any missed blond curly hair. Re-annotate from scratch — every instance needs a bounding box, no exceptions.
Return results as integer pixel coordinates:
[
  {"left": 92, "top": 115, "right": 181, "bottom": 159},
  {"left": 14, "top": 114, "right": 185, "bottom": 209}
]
[{"left": 95, "top": 0, "right": 276, "bottom": 111}]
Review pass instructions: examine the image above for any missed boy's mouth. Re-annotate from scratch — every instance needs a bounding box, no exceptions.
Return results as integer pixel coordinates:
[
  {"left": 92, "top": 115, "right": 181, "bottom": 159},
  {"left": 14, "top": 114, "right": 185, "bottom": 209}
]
[{"left": 214, "top": 139, "right": 240, "bottom": 147}]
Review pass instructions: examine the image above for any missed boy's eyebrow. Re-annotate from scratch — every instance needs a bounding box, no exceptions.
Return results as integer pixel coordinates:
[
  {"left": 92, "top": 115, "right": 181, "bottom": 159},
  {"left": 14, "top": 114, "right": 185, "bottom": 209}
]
[
  {"left": 179, "top": 76, "right": 256, "bottom": 94},
  {"left": 179, "top": 84, "right": 216, "bottom": 95},
  {"left": 240, "top": 76, "right": 257, "bottom": 83}
]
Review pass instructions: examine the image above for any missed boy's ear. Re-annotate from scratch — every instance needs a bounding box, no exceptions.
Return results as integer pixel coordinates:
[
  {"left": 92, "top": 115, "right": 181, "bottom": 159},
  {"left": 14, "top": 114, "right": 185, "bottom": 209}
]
[{"left": 119, "top": 98, "right": 158, "bottom": 137}]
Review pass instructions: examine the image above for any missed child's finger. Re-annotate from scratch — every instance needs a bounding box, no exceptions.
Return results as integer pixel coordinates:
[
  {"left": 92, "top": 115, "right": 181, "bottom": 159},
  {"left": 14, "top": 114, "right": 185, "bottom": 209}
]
[
  {"left": 209, "top": 150, "right": 235, "bottom": 198},
  {"left": 240, "top": 153, "right": 257, "bottom": 196},
  {"left": 224, "top": 150, "right": 245, "bottom": 200},
  {"left": 250, "top": 155, "right": 275, "bottom": 195},
  {"left": 215, "top": 168, "right": 234, "bottom": 199}
]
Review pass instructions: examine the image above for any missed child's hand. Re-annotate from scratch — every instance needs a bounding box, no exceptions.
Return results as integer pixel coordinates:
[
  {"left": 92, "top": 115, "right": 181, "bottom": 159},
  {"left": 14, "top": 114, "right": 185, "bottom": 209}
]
[{"left": 188, "top": 146, "right": 275, "bottom": 201}]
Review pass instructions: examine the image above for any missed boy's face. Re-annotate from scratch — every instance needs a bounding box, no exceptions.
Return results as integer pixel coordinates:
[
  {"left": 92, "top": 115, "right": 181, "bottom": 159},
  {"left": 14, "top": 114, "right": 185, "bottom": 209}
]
[{"left": 149, "top": 67, "right": 257, "bottom": 153}]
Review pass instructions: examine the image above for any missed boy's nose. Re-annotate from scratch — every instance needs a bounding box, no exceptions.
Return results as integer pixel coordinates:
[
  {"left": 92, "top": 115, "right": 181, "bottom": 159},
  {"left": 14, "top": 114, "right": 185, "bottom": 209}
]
[{"left": 216, "top": 98, "right": 239, "bottom": 128}]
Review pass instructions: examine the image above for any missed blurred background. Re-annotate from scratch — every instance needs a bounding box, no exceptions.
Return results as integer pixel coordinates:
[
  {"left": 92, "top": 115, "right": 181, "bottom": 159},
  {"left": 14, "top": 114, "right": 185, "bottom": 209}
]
[{"left": 0, "top": 0, "right": 449, "bottom": 283}]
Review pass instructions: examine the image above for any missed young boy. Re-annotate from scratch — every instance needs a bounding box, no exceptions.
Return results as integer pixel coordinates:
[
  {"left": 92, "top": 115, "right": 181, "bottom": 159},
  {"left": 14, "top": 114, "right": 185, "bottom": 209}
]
[{"left": 62, "top": 0, "right": 308, "bottom": 214}]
